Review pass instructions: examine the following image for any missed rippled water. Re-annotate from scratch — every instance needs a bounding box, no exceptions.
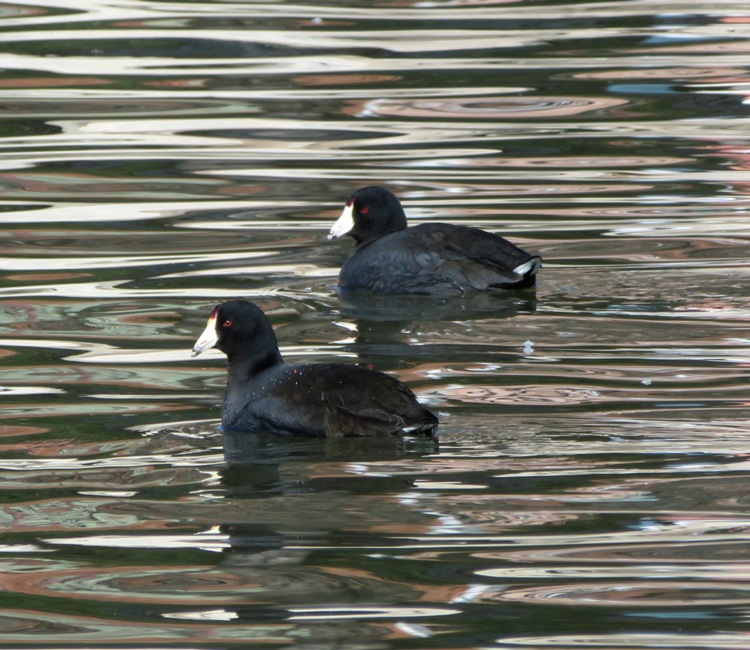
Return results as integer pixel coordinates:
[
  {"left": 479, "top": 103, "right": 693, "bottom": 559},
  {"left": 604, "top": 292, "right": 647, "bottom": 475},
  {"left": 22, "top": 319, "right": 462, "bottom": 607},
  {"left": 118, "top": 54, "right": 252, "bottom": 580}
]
[{"left": 1, "top": 0, "right": 750, "bottom": 647}]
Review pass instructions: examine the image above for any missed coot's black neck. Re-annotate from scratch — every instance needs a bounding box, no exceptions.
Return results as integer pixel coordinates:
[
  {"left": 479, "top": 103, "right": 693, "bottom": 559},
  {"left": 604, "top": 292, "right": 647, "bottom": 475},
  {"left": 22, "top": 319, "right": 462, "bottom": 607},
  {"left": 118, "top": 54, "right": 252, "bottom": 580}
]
[{"left": 226, "top": 348, "right": 283, "bottom": 384}]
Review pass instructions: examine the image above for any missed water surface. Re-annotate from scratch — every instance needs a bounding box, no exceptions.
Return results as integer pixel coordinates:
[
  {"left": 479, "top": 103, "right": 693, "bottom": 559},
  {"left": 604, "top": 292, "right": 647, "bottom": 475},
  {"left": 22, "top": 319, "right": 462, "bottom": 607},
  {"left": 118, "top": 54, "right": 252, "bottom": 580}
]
[{"left": 1, "top": 0, "right": 750, "bottom": 648}]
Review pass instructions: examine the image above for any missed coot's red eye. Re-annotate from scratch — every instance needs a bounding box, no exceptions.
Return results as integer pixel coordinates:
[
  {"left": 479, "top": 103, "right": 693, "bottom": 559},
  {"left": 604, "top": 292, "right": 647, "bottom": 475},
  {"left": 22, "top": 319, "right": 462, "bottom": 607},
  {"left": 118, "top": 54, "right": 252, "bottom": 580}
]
[
  {"left": 360, "top": 207, "right": 369, "bottom": 214},
  {"left": 223, "top": 320, "right": 233, "bottom": 327}
]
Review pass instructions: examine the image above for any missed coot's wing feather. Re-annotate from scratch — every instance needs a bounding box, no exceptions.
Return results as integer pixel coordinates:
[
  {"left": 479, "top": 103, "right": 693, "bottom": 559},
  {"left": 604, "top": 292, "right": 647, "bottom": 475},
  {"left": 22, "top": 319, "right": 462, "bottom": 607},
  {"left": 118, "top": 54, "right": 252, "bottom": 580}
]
[
  {"left": 342, "top": 223, "right": 539, "bottom": 294},
  {"left": 416, "top": 223, "right": 540, "bottom": 285},
  {"left": 271, "top": 364, "right": 437, "bottom": 437},
  {"left": 325, "top": 405, "right": 407, "bottom": 437}
]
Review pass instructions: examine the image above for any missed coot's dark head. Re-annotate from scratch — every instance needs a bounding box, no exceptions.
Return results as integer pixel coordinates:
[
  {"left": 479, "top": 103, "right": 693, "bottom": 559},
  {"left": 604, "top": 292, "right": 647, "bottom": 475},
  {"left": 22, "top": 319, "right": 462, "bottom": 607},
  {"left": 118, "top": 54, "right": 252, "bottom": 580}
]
[
  {"left": 191, "top": 300, "right": 281, "bottom": 362},
  {"left": 328, "top": 186, "right": 408, "bottom": 245}
]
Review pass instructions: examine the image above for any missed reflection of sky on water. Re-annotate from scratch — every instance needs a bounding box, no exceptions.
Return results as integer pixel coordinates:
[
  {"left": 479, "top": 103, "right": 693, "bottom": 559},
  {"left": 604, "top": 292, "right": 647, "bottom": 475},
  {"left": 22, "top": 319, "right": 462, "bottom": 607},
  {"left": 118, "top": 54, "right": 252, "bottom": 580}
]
[{"left": 0, "top": 0, "right": 750, "bottom": 648}]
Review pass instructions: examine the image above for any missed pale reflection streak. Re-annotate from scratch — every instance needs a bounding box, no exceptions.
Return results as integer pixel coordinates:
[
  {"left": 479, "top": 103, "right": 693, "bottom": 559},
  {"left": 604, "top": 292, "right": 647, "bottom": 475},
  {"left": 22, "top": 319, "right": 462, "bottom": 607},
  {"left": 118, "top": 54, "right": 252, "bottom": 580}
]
[
  {"left": 497, "top": 633, "right": 750, "bottom": 648},
  {"left": 0, "top": 279, "right": 281, "bottom": 299},
  {"left": 0, "top": 86, "right": 523, "bottom": 103},
  {"left": 0, "top": 29, "right": 550, "bottom": 56},
  {"left": 4, "top": 0, "right": 750, "bottom": 27},
  {"left": 478, "top": 565, "right": 750, "bottom": 580},
  {"left": 0, "top": 608, "right": 301, "bottom": 644},
  {"left": 2, "top": 50, "right": 750, "bottom": 77},
  {"left": 24, "top": 115, "right": 750, "bottom": 146},
  {"left": 0, "top": 386, "right": 64, "bottom": 396},
  {"left": 498, "top": 538, "right": 750, "bottom": 566},
  {"left": 0, "top": 201, "right": 297, "bottom": 224},
  {"left": 157, "top": 264, "right": 336, "bottom": 280},
  {"left": 474, "top": 581, "right": 750, "bottom": 608},
  {"left": 0, "top": 250, "right": 272, "bottom": 271},
  {"left": 286, "top": 606, "right": 460, "bottom": 620},
  {"left": 0, "top": 563, "right": 250, "bottom": 604},
  {"left": 1, "top": 401, "right": 195, "bottom": 419},
  {"left": 0, "top": 608, "right": 449, "bottom": 645},
  {"left": 0, "top": 339, "right": 331, "bottom": 364},
  {"left": 0, "top": 451, "right": 223, "bottom": 471},
  {"left": 46, "top": 533, "right": 230, "bottom": 550},
  {"left": 384, "top": 518, "right": 750, "bottom": 550},
  {"left": 36, "top": 515, "right": 750, "bottom": 555}
]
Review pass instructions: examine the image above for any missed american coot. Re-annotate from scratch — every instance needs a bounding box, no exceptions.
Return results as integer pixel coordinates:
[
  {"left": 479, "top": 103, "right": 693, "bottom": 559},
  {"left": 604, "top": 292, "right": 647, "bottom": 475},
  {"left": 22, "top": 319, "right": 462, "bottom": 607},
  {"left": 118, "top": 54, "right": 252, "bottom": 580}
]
[
  {"left": 329, "top": 186, "right": 542, "bottom": 296},
  {"left": 191, "top": 300, "right": 438, "bottom": 437}
]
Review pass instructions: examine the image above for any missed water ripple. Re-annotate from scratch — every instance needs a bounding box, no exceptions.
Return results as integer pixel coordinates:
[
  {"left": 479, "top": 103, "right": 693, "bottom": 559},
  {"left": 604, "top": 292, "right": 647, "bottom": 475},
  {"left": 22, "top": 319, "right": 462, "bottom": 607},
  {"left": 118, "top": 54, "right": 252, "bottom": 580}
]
[{"left": 0, "top": 1, "right": 749, "bottom": 647}]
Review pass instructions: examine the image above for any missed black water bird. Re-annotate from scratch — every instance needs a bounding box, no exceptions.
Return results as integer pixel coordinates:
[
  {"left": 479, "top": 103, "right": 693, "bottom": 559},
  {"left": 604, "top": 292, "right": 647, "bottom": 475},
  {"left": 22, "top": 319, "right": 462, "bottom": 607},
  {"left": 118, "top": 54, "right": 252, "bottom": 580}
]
[
  {"left": 328, "top": 186, "right": 542, "bottom": 296},
  {"left": 191, "top": 300, "right": 438, "bottom": 437}
]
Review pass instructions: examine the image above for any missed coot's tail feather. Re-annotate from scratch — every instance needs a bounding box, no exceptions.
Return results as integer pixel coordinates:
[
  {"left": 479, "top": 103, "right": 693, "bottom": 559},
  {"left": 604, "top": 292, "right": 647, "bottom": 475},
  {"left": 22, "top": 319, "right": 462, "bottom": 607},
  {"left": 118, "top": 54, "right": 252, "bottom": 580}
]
[{"left": 513, "top": 256, "right": 542, "bottom": 279}]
